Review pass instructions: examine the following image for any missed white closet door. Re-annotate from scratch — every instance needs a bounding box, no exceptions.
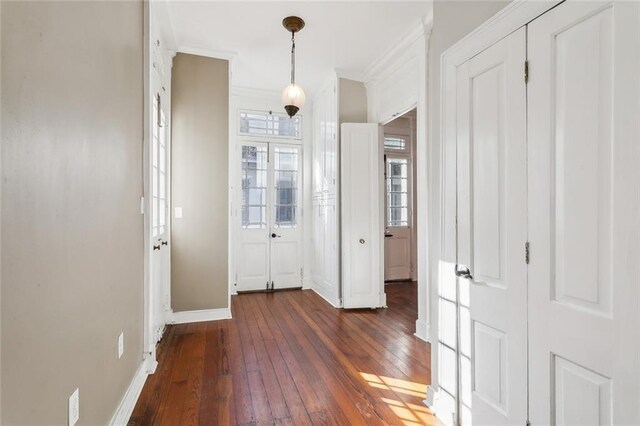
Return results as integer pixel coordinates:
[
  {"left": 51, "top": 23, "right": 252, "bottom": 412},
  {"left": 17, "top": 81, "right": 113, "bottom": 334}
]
[
  {"left": 341, "top": 123, "right": 384, "bottom": 309},
  {"left": 528, "top": 1, "right": 640, "bottom": 424},
  {"left": 456, "top": 27, "right": 527, "bottom": 425}
]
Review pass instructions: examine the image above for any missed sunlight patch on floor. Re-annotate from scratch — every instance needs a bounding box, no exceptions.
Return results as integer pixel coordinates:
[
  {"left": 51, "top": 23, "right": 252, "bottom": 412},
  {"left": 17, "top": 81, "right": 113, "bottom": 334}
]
[{"left": 360, "top": 372, "right": 439, "bottom": 425}]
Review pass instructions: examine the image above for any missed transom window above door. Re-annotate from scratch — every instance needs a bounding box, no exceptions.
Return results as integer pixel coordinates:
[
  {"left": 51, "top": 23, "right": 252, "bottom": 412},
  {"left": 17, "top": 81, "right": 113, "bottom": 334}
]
[
  {"left": 239, "top": 110, "right": 301, "bottom": 139},
  {"left": 384, "top": 135, "right": 407, "bottom": 151}
]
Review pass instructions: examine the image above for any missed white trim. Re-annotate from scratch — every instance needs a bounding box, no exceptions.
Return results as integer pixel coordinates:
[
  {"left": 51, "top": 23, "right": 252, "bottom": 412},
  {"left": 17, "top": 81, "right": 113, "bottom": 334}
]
[
  {"left": 231, "top": 86, "right": 282, "bottom": 100},
  {"left": 169, "top": 308, "right": 232, "bottom": 324},
  {"left": 362, "top": 14, "right": 433, "bottom": 85},
  {"left": 109, "top": 361, "right": 148, "bottom": 426},
  {"left": 414, "top": 318, "right": 430, "bottom": 342},
  {"left": 310, "top": 287, "right": 342, "bottom": 309},
  {"left": 302, "top": 277, "right": 314, "bottom": 290}
]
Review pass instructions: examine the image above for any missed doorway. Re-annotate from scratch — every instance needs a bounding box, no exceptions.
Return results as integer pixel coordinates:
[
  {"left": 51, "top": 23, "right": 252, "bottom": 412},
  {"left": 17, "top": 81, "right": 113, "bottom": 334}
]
[
  {"left": 236, "top": 142, "right": 303, "bottom": 292},
  {"left": 382, "top": 109, "right": 417, "bottom": 283}
]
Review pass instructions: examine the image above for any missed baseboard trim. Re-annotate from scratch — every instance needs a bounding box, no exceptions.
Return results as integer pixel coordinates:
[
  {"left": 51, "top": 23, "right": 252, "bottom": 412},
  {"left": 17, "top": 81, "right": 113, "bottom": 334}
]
[
  {"left": 309, "top": 287, "right": 342, "bottom": 308},
  {"left": 170, "top": 307, "right": 232, "bottom": 324},
  {"left": 414, "top": 318, "right": 431, "bottom": 342},
  {"left": 109, "top": 360, "right": 148, "bottom": 426}
]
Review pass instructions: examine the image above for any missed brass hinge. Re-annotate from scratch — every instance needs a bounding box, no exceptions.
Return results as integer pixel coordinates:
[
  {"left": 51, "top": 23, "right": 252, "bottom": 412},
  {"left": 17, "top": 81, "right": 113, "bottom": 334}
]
[
  {"left": 524, "top": 60, "right": 529, "bottom": 84},
  {"left": 525, "top": 241, "right": 530, "bottom": 264}
]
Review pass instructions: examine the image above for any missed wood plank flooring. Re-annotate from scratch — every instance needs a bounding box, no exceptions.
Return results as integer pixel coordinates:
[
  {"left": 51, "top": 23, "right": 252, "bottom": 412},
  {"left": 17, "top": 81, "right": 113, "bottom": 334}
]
[{"left": 129, "top": 282, "right": 438, "bottom": 425}]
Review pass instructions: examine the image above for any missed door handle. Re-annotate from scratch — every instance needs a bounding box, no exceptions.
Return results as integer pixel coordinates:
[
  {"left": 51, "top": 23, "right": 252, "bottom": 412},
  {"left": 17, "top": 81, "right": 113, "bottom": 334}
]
[
  {"left": 455, "top": 264, "right": 473, "bottom": 280},
  {"left": 153, "top": 244, "right": 161, "bottom": 251},
  {"left": 359, "top": 238, "right": 365, "bottom": 244},
  {"left": 271, "top": 233, "right": 281, "bottom": 238}
]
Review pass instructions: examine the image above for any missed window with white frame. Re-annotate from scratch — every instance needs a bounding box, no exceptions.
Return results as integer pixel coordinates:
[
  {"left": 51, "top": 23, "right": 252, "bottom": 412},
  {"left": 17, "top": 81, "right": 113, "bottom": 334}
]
[
  {"left": 241, "top": 146, "right": 268, "bottom": 228},
  {"left": 386, "top": 157, "right": 409, "bottom": 227},
  {"left": 384, "top": 135, "right": 407, "bottom": 151},
  {"left": 239, "top": 110, "right": 301, "bottom": 139}
]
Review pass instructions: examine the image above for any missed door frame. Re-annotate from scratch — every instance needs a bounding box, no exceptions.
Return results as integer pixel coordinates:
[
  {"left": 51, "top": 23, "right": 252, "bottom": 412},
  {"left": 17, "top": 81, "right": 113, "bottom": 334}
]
[{"left": 433, "top": 0, "right": 564, "bottom": 423}]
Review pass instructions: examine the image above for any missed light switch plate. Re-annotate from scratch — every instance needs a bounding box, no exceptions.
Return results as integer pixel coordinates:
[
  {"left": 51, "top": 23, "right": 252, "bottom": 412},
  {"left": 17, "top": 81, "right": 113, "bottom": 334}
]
[
  {"left": 118, "top": 332, "right": 124, "bottom": 359},
  {"left": 68, "top": 388, "right": 79, "bottom": 426}
]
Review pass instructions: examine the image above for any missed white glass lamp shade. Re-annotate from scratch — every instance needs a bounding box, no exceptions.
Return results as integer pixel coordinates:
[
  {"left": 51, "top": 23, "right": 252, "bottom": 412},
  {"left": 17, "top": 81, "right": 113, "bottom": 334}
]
[{"left": 281, "top": 83, "right": 306, "bottom": 117}]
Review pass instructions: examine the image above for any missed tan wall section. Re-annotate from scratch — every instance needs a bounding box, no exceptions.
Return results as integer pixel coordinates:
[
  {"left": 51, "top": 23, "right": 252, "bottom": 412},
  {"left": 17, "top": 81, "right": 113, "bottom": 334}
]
[
  {"left": 171, "top": 54, "right": 229, "bottom": 312},
  {"left": 338, "top": 78, "right": 368, "bottom": 124},
  {"left": 1, "top": 1, "right": 144, "bottom": 424}
]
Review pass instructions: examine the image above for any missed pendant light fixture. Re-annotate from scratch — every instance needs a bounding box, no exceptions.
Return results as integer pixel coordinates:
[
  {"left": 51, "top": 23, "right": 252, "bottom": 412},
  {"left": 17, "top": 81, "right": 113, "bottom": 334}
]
[{"left": 281, "top": 16, "right": 306, "bottom": 118}]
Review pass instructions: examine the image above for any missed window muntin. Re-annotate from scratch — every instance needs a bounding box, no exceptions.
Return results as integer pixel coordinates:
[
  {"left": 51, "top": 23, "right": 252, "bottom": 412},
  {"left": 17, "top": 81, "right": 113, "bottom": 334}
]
[
  {"left": 384, "top": 135, "right": 407, "bottom": 151},
  {"left": 386, "top": 158, "right": 409, "bottom": 227},
  {"left": 239, "top": 110, "right": 301, "bottom": 139},
  {"left": 241, "top": 146, "right": 268, "bottom": 228},
  {"left": 273, "top": 147, "right": 298, "bottom": 228}
]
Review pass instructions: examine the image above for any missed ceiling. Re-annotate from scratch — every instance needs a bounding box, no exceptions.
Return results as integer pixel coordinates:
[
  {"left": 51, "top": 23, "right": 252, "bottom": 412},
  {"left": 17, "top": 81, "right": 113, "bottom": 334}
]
[{"left": 166, "top": 1, "right": 431, "bottom": 96}]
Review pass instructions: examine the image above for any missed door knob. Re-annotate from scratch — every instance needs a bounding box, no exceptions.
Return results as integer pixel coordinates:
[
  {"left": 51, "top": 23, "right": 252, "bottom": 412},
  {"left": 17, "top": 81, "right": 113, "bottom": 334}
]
[
  {"left": 359, "top": 238, "right": 365, "bottom": 244},
  {"left": 271, "top": 233, "right": 281, "bottom": 238},
  {"left": 454, "top": 264, "right": 473, "bottom": 280}
]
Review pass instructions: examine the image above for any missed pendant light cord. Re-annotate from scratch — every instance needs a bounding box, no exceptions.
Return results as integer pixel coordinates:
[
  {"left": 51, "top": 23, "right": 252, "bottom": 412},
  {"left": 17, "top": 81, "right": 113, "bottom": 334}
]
[{"left": 290, "top": 31, "right": 295, "bottom": 84}]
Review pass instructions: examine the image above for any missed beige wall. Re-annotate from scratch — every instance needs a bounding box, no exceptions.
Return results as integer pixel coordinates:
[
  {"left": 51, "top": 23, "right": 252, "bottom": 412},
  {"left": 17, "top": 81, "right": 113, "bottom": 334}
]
[
  {"left": 338, "top": 78, "right": 368, "bottom": 123},
  {"left": 1, "top": 1, "right": 144, "bottom": 424},
  {"left": 171, "top": 53, "right": 229, "bottom": 312}
]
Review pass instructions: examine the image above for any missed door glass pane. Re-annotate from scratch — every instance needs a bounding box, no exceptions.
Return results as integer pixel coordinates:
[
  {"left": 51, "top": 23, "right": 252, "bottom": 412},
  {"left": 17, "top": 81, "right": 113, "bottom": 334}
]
[
  {"left": 241, "top": 146, "right": 268, "bottom": 228},
  {"left": 386, "top": 158, "right": 409, "bottom": 227},
  {"left": 273, "top": 147, "right": 298, "bottom": 228}
]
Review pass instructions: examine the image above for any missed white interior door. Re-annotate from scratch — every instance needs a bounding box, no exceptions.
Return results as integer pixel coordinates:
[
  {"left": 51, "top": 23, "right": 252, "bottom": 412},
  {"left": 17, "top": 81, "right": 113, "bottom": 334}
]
[
  {"left": 528, "top": 1, "right": 640, "bottom": 424},
  {"left": 384, "top": 156, "right": 412, "bottom": 281},
  {"left": 341, "top": 123, "right": 384, "bottom": 309},
  {"left": 269, "top": 144, "right": 302, "bottom": 288},
  {"left": 150, "top": 93, "right": 170, "bottom": 345},
  {"left": 455, "top": 27, "right": 527, "bottom": 425},
  {"left": 236, "top": 142, "right": 302, "bottom": 291}
]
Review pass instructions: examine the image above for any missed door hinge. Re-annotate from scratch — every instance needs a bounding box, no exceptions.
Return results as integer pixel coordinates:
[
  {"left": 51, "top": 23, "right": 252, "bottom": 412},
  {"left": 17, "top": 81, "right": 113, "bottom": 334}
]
[
  {"left": 525, "top": 241, "right": 530, "bottom": 264},
  {"left": 524, "top": 60, "right": 529, "bottom": 84},
  {"left": 526, "top": 420, "right": 531, "bottom": 426}
]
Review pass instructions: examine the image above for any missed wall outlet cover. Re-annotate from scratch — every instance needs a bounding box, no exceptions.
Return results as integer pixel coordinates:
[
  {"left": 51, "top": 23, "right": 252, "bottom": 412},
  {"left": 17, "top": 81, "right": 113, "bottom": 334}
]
[{"left": 68, "top": 388, "right": 79, "bottom": 426}]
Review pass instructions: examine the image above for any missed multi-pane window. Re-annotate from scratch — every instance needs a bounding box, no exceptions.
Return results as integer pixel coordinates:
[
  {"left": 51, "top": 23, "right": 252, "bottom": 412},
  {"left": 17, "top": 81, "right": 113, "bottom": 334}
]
[
  {"left": 273, "top": 147, "right": 298, "bottom": 228},
  {"left": 239, "top": 110, "right": 301, "bottom": 139},
  {"left": 152, "top": 95, "right": 167, "bottom": 237},
  {"left": 386, "top": 158, "right": 409, "bottom": 227},
  {"left": 384, "top": 135, "right": 407, "bottom": 151},
  {"left": 241, "top": 146, "right": 268, "bottom": 228}
]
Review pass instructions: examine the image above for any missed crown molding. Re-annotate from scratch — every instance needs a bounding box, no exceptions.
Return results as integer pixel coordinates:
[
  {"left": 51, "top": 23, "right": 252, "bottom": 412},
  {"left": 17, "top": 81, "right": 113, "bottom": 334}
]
[
  {"left": 362, "top": 13, "right": 433, "bottom": 85},
  {"left": 177, "top": 45, "right": 237, "bottom": 61}
]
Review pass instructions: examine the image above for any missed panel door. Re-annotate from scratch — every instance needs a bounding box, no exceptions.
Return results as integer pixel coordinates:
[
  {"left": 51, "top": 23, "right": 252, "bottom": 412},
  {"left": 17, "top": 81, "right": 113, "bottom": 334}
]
[
  {"left": 384, "top": 156, "right": 412, "bottom": 281},
  {"left": 237, "top": 143, "right": 270, "bottom": 291},
  {"left": 341, "top": 123, "right": 384, "bottom": 309},
  {"left": 269, "top": 144, "right": 303, "bottom": 288},
  {"left": 456, "top": 27, "right": 527, "bottom": 425},
  {"left": 527, "top": 1, "right": 640, "bottom": 424}
]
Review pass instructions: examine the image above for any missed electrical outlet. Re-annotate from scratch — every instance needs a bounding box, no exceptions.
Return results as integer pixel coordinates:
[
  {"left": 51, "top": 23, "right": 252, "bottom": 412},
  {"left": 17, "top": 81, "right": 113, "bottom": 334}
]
[
  {"left": 118, "top": 332, "right": 124, "bottom": 359},
  {"left": 68, "top": 388, "right": 79, "bottom": 426}
]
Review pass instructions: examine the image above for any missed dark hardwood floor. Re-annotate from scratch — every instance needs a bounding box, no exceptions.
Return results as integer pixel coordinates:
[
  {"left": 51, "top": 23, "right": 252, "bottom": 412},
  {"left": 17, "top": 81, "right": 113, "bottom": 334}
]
[{"left": 129, "top": 281, "right": 437, "bottom": 425}]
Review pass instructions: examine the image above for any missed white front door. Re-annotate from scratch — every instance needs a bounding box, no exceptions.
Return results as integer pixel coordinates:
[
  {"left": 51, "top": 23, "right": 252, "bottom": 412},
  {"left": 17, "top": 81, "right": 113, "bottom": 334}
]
[
  {"left": 150, "top": 93, "right": 170, "bottom": 346},
  {"left": 528, "top": 1, "right": 640, "bottom": 424},
  {"left": 341, "top": 123, "right": 384, "bottom": 309},
  {"left": 236, "top": 142, "right": 302, "bottom": 291},
  {"left": 384, "top": 156, "right": 412, "bottom": 281},
  {"left": 456, "top": 27, "right": 528, "bottom": 425}
]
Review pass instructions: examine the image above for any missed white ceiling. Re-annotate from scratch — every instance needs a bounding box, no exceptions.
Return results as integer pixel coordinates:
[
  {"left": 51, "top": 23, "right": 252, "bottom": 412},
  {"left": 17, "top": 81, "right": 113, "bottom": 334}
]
[{"left": 166, "top": 1, "right": 431, "bottom": 95}]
